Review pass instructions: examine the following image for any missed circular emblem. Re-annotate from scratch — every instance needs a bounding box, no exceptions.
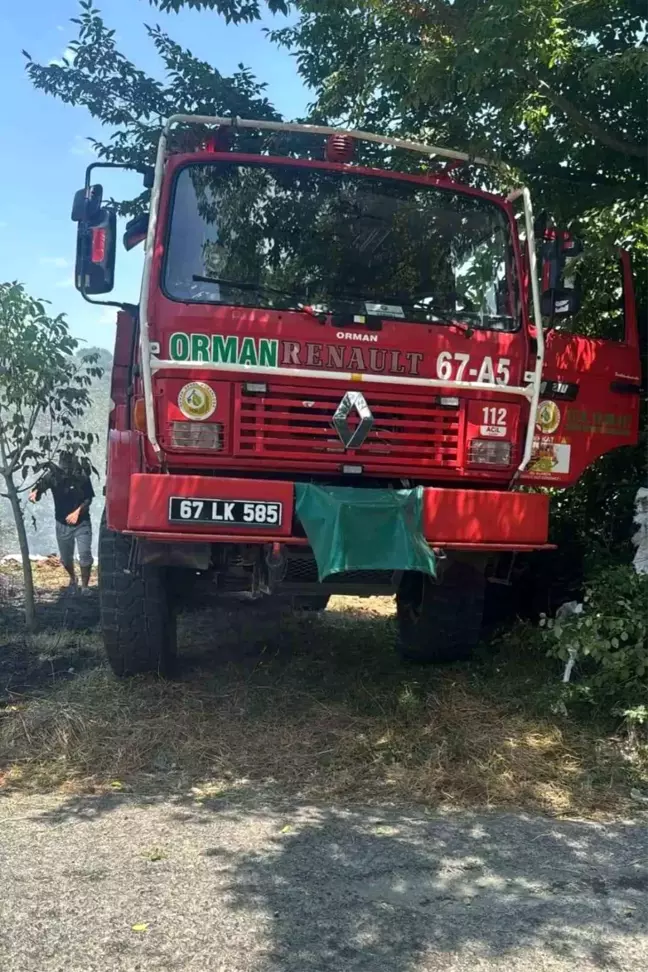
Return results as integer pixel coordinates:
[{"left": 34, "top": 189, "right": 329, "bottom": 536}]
[
  {"left": 177, "top": 382, "right": 217, "bottom": 421},
  {"left": 536, "top": 400, "right": 561, "bottom": 435}
]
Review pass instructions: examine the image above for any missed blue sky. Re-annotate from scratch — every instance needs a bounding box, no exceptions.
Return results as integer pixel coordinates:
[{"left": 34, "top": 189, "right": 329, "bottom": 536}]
[{"left": 0, "top": 0, "right": 309, "bottom": 351}]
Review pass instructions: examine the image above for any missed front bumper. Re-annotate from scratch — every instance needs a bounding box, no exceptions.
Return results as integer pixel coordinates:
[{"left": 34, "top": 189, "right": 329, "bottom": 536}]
[{"left": 121, "top": 474, "right": 551, "bottom": 551}]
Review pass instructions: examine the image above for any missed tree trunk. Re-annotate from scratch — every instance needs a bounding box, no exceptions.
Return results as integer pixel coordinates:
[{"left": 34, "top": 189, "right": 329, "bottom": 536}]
[{"left": 3, "top": 472, "right": 36, "bottom": 631}]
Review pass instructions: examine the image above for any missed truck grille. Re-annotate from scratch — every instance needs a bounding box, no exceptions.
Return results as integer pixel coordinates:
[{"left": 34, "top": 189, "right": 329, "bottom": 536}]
[{"left": 234, "top": 383, "right": 461, "bottom": 472}]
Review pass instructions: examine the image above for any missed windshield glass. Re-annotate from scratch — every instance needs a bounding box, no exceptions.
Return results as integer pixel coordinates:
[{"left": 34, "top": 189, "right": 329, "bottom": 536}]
[{"left": 164, "top": 162, "right": 518, "bottom": 330}]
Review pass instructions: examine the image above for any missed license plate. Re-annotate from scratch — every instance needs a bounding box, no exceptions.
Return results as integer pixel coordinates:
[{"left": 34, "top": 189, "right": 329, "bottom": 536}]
[{"left": 169, "top": 497, "right": 283, "bottom": 526}]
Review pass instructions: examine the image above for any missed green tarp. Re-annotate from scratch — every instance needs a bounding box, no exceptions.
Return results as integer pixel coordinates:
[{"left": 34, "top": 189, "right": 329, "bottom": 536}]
[{"left": 295, "top": 484, "right": 437, "bottom": 581}]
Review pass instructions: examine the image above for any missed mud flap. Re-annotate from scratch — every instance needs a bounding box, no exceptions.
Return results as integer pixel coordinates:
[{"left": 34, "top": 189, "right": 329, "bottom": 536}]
[{"left": 295, "top": 484, "right": 436, "bottom": 581}]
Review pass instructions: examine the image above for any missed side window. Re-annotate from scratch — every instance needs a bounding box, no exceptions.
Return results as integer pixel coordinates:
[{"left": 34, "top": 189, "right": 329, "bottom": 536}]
[{"left": 551, "top": 255, "right": 625, "bottom": 342}]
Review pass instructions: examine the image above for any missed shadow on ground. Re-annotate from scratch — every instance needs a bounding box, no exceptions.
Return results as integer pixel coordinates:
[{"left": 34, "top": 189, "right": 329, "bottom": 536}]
[
  {"left": 0, "top": 567, "right": 99, "bottom": 632},
  {"left": 2, "top": 570, "right": 647, "bottom": 968},
  {"left": 0, "top": 579, "right": 100, "bottom": 697},
  {"left": 1, "top": 571, "right": 646, "bottom": 817},
  {"left": 3, "top": 788, "right": 645, "bottom": 971}
]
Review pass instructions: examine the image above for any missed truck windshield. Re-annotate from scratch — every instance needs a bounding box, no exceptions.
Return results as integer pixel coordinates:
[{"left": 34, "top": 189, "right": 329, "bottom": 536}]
[{"left": 164, "top": 161, "right": 518, "bottom": 330}]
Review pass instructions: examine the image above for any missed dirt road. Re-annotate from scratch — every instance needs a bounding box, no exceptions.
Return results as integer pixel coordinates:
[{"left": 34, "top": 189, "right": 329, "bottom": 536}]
[{"left": 1, "top": 791, "right": 646, "bottom": 971}]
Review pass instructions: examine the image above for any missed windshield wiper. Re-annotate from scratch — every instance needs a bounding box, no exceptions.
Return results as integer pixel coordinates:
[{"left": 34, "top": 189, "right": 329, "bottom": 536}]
[
  {"left": 192, "top": 275, "right": 325, "bottom": 320},
  {"left": 191, "top": 276, "right": 508, "bottom": 335},
  {"left": 339, "top": 291, "right": 518, "bottom": 336},
  {"left": 324, "top": 289, "right": 475, "bottom": 334},
  {"left": 193, "top": 274, "right": 294, "bottom": 299}
]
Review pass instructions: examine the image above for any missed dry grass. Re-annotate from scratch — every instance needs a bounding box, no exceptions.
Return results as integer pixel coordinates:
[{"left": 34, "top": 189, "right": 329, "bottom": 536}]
[
  {"left": 1, "top": 583, "right": 646, "bottom": 818},
  {"left": 0, "top": 556, "right": 73, "bottom": 590}
]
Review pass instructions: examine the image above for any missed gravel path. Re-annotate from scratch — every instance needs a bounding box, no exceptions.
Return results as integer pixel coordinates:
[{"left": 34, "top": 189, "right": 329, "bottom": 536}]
[{"left": 1, "top": 792, "right": 646, "bottom": 971}]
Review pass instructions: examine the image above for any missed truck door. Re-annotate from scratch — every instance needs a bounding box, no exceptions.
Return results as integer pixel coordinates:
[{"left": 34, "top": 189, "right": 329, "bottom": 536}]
[{"left": 523, "top": 251, "right": 642, "bottom": 485}]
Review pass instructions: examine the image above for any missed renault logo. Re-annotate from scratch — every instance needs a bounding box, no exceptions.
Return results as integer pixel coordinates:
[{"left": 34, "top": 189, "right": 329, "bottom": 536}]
[{"left": 332, "top": 391, "right": 374, "bottom": 449}]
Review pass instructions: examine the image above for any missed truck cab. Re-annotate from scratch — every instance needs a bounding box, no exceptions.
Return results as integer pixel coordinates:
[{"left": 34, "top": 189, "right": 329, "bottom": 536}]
[{"left": 71, "top": 116, "right": 641, "bottom": 676}]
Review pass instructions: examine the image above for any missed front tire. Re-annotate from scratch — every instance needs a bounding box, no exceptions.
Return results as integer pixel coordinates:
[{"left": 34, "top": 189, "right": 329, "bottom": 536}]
[
  {"left": 98, "top": 516, "right": 177, "bottom": 677},
  {"left": 396, "top": 561, "right": 485, "bottom": 664}
]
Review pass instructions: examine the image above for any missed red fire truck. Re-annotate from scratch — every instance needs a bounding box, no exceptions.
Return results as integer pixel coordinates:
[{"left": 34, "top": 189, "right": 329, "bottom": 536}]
[{"left": 71, "top": 116, "right": 641, "bottom": 676}]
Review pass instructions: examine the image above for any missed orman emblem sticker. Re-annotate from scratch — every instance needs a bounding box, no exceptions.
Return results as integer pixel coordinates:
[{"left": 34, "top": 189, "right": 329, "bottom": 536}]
[
  {"left": 178, "top": 381, "right": 217, "bottom": 421},
  {"left": 536, "top": 400, "right": 561, "bottom": 435}
]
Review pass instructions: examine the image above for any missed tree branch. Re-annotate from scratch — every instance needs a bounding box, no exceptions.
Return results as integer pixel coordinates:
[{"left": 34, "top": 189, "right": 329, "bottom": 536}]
[
  {"left": 405, "top": 1, "right": 647, "bottom": 160},
  {"left": 7, "top": 405, "right": 41, "bottom": 476},
  {"left": 0, "top": 433, "right": 9, "bottom": 478},
  {"left": 517, "top": 63, "right": 647, "bottom": 160}
]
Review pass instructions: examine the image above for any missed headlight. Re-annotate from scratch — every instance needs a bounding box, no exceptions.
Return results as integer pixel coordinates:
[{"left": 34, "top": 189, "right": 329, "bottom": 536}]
[
  {"left": 169, "top": 421, "right": 223, "bottom": 451},
  {"left": 468, "top": 439, "right": 512, "bottom": 466}
]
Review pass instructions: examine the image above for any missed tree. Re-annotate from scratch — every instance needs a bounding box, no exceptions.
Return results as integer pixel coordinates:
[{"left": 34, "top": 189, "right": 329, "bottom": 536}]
[
  {"left": 144, "top": 0, "right": 288, "bottom": 19},
  {"left": 275, "top": 2, "right": 647, "bottom": 299},
  {"left": 273, "top": 1, "right": 647, "bottom": 305},
  {"left": 273, "top": 2, "right": 646, "bottom": 204},
  {"left": 24, "top": 1, "right": 283, "bottom": 217},
  {"left": 0, "top": 283, "right": 103, "bottom": 629},
  {"left": 25, "top": 1, "right": 646, "bottom": 233},
  {"left": 81, "top": 346, "right": 114, "bottom": 372}
]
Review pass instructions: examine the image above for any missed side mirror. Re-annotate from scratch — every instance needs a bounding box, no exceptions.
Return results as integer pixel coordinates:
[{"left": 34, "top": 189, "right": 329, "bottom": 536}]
[
  {"left": 74, "top": 207, "right": 117, "bottom": 295},
  {"left": 71, "top": 184, "right": 103, "bottom": 223},
  {"left": 540, "top": 230, "right": 583, "bottom": 317}
]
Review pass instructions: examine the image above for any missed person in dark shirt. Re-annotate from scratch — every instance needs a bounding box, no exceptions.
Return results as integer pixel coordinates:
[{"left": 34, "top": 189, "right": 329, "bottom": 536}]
[{"left": 29, "top": 451, "right": 95, "bottom": 593}]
